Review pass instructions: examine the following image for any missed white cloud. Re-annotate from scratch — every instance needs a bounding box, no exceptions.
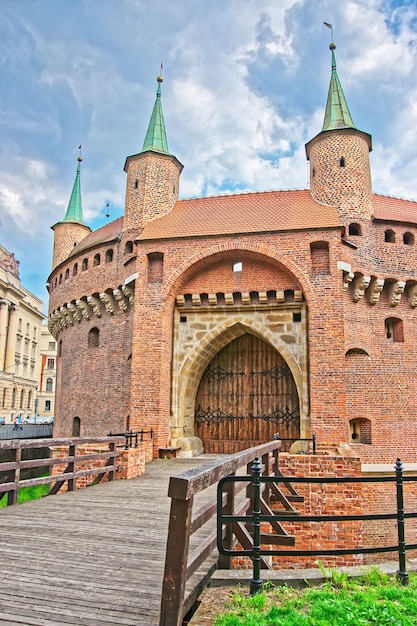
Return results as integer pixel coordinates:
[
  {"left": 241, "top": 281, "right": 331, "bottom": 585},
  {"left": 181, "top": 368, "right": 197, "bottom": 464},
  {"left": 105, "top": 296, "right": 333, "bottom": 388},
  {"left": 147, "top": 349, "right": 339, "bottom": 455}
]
[{"left": 0, "top": 0, "right": 417, "bottom": 305}]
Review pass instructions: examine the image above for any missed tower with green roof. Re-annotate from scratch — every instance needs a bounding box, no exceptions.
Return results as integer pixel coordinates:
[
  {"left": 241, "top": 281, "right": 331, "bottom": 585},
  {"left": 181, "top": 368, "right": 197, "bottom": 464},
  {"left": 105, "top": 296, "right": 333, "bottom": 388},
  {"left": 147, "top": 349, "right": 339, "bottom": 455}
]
[
  {"left": 305, "top": 42, "right": 373, "bottom": 221},
  {"left": 51, "top": 156, "right": 91, "bottom": 271},
  {"left": 123, "top": 75, "right": 183, "bottom": 232}
]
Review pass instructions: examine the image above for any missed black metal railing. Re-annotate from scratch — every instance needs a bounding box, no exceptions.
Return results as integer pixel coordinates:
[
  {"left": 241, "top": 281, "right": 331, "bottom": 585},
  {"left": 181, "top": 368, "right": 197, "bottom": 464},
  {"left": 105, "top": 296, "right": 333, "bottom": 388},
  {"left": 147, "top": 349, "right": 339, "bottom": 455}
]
[
  {"left": 217, "top": 457, "right": 417, "bottom": 593},
  {"left": 108, "top": 429, "right": 153, "bottom": 450}
]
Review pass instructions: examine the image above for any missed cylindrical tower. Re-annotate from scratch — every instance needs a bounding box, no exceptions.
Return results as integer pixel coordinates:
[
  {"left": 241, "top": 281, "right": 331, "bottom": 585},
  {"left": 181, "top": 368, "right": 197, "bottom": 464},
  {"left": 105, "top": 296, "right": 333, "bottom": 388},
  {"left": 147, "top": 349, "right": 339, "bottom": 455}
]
[
  {"left": 123, "top": 76, "right": 183, "bottom": 233},
  {"left": 305, "top": 43, "right": 373, "bottom": 221},
  {"left": 51, "top": 156, "right": 91, "bottom": 270}
]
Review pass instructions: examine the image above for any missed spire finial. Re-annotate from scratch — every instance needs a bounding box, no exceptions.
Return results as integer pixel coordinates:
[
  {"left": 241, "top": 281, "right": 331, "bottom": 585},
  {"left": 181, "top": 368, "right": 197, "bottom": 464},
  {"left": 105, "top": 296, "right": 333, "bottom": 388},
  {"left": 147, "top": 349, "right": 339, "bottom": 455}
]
[
  {"left": 78, "top": 144, "right": 82, "bottom": 162},
  {"left": 157, "top": 61, "right": 163, "bottom": 84}
]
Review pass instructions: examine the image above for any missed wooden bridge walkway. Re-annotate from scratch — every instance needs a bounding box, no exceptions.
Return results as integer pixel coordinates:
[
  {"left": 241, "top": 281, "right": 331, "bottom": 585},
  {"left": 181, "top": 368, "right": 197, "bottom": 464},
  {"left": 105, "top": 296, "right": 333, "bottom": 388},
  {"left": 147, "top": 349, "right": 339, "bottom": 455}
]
[{"left": 0, "top": 455, "right": 220, "bottom": 626}]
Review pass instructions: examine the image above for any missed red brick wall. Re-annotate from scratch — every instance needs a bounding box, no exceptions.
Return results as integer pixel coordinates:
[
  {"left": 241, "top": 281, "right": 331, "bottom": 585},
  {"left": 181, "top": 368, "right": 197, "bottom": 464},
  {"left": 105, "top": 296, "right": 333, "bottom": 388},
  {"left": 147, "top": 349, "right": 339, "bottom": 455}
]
[{"left": 48, "top": 198, "right": 417, "bottom": 462}]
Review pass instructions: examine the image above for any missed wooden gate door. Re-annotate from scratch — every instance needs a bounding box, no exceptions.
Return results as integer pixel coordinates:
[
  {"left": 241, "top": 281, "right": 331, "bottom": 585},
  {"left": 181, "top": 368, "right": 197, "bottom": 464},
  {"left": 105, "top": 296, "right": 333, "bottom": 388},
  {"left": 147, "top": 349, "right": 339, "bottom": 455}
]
[{"left": 195, "top": 333, "right": 300, "bottom": 454}]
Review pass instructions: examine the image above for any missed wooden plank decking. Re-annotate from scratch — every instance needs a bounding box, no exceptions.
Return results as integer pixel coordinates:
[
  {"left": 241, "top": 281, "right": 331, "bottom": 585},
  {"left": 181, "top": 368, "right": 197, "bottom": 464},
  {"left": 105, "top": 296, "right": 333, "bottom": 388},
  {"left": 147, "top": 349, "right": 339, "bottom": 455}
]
[{"left": 0, "top": 455, "right": 220, "bottom": 626}]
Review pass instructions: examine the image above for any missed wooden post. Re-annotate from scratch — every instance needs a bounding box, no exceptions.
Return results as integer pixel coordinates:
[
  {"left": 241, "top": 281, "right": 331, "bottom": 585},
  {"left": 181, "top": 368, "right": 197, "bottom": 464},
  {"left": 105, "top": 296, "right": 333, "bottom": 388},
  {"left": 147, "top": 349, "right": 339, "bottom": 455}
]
[
  {"left": 159, "top": 496, "right": 194, "bottom": 626},
  {"left": 68, "top": 444, "right": 76, "bottom": 491},
  {"left": 7, "top": 446, "right": 20, "bottom": 506},
  {"left": 108, "top": 441, "right": 116, "bottom": 481}
]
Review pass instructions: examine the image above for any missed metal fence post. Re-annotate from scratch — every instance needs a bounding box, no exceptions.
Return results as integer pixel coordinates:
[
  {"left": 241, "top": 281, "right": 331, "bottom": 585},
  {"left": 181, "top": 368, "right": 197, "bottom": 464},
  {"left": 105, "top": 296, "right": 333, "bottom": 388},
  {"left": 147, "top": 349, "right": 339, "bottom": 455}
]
[
  {"left": 395, "top": 458, "right": 409, "bottom": 585},
  {"left": 250, "top": 457, "right": 263, "bottom": 595}
]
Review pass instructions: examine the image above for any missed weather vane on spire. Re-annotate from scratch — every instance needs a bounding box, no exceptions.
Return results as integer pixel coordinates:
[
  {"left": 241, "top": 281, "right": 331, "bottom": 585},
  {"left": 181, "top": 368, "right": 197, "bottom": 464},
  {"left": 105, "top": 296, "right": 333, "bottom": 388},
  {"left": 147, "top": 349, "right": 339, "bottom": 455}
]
[
  {"left": 323, "top": 22, "right": 334, "bottom": 43},
  {"left": 78, "top": 144, "right": 82, "bottom": 162}
]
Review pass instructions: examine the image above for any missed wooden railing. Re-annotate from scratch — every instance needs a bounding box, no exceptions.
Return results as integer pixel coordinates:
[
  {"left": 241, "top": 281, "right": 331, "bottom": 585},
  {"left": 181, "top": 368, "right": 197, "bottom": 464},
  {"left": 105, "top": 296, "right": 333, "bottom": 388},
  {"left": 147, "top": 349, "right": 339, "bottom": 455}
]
[
  {"left": 159, "top": 440, "right": 283, "bottom": 626},
  {"left": 0, "top": 436, "right": 124, "bottom": 506}
]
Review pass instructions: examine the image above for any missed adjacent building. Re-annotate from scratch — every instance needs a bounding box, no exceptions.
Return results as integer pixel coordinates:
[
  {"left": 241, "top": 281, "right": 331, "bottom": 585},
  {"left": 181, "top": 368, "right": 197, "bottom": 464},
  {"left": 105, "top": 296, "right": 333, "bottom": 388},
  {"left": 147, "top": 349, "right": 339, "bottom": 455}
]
[
  {"left": 36, "top": 325, "right": 57, "bottom": 419},
  {"left": 0, "top": 245, "right": 45, "bottom": 423},
  {"left": 47, "top": 43, "right": 417, "bottom": 465}
]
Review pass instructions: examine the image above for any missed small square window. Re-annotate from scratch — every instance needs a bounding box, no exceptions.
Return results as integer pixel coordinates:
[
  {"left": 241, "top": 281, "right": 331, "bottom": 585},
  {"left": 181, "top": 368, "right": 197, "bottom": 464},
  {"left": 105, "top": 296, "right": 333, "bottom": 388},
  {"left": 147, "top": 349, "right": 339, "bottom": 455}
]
[{"left": 233, "top": 262, "right": 242, "bottom": 273}]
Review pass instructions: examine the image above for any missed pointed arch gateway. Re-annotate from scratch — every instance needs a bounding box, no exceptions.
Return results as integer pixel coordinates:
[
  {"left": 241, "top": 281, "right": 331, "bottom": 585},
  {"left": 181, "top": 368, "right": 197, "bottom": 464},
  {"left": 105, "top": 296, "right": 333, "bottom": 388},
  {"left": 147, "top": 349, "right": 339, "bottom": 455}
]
[{"left": 195, "top": 332, "right": 300, "bottom": 454}]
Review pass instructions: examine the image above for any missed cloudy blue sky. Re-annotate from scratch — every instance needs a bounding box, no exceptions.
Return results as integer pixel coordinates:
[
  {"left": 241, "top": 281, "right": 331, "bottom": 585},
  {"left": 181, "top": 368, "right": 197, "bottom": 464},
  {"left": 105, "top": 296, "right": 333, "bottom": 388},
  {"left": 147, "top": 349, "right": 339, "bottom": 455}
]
[{"left": 1, "top": 0, "right": 417, "bottom": 309}]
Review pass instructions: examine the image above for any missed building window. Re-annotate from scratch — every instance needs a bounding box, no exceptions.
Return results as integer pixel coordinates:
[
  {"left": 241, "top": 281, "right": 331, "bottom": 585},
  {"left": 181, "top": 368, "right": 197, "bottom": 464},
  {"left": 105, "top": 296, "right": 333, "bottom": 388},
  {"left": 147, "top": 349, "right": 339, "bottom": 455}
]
[
  {"left": 48, "top": 341, "right": 56, "bottom": 350},
  {"left": 403, "top": 232, "right": 414, "bottom": 245},
  {"left": 93, "top": 253, "right": 101, "bottom": 266},
  {"left": 385, "top": 229, "right": 395, "bottom": 243},
  {"left": 27, "top": 390, "right": 31, "bottom": 409},
  {"left": 47, "top": 358, "right": 55, "bottom": 369},
  {"left": 20, "top": 389, "right": 24, "bottom": 409},
  {"left": 65, "top": 268, "right": 70, "bottom": 280},
  {"left": 46, "top": 378, "right": 53, "bottom": 393},
  {"left": 349, "top": 418, "right": 371, "bottom": 444},
  {"left": 11, "top": 388, "right": 16, "bottom": 408},
  {"left": 73, "top": 263, "right": 78, "bottom": 276},
  {"left": 147, "top": 252, "right": 164, "bottom": 284},
  {"left": 348, "top": 223, "right": 361, "bottom": 236},
  {"left": 18, "top": 318, "right": 22, "bottom": 331},
  {"left": 2, "top": 388, "right": 6, "bottom": 407},
  {"left": 82, "top": 258, "right": 88, "bottom": 271},
  {"left": 340, "top": 156, "right": 345, "bottom": 167},
  {"left": 88, "top": 328, "right": 99, "bottom": 348},
  {"left": 26, "top": 323, "right": 30, "bottom": 336},
  {"left": 125, "top": 241, "right": 134, "bottom": 254},
  {"left": 45, "top": 400, "right": 51, "bottom": 411},
  {"left": 385, "top": 317, "right": 404, "bottom": 342},
  {"left": 233, "top": 262, "right": 242, "bottom": 273},
  {"left": 73, "top": 417, "right": 81, "bottom": 437},
  {"left": 106, "top": 249, "right": 114, "bottom": 263},
  {"left": 310, "top": 241, "right": 330, "bottom": 274}
]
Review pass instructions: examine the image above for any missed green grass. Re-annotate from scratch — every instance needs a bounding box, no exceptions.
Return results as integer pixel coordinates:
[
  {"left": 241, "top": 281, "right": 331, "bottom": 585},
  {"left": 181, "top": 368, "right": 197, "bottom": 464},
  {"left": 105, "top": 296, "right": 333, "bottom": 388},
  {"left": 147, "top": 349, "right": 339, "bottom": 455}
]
[
  {"left": 214, "top": 568, "right": 417, "bottom": 625},
  {"left": 0, "top": 480, "right": 49, "bottom": 507}
]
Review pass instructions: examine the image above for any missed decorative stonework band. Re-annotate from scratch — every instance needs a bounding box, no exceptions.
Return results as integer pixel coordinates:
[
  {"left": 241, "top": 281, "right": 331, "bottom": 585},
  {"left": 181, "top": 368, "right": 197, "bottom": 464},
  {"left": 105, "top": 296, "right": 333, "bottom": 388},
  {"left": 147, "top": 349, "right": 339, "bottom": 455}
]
[{"left": 48, "top": 285, "right": 134, "bottom": 337}]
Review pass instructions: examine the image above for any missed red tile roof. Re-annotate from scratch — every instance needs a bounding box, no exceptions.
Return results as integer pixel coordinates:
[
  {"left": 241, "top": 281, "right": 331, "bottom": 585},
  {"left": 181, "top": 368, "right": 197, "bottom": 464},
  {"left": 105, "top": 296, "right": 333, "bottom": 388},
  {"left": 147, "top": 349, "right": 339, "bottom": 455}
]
[
  {"left": 69, "top": 191, "right": 417, "bottom": 256},
  {"left": 69, "top": 217, "right": 123, "bottom": 256},
  {"left": 372, "top": 194, "right": 417, "bottom": 224},
  {"left": 139, "top": 190, "right": 340, "bottom": 241}
]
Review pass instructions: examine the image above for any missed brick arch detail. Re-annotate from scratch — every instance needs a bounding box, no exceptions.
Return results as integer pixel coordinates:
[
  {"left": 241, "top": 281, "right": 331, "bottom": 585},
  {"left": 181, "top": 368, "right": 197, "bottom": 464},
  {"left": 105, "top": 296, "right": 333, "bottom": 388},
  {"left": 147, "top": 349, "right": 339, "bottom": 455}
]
[
  {"left": 174, "top": 317, "right": 309, "bottom": 441},
  {"left": 160, "top": 242, "right": 316, "bottom": 306}
]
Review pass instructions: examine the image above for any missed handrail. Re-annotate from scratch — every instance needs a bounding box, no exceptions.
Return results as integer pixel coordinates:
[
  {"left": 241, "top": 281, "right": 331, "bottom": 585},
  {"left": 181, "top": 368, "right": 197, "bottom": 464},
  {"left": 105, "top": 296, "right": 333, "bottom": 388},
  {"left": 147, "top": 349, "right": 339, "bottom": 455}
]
[
  {"left": 217, "top": 457, "right": 417, "bottom": 592},
  {"left": 159, "top": 439, "right": 282, "bottom": 626},
  {"left": 0, "top": 436, "right": 124, "bottom": 506},
  {"left": 108, "top": 429, "right": 154, "bottom": 449}
]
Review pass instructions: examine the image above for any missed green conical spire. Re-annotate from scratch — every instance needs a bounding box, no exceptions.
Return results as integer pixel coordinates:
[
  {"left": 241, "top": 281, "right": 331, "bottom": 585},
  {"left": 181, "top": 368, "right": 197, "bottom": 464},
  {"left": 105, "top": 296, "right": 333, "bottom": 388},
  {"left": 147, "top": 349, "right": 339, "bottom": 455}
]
[
  {"left": 141, "top": 76, "right": 169, "bottom": 154},
  {"left": 322, "top": 43, "right": 356, "bottom": 132},
  {"left": 63, "top": 157, "right": 84, "bottom": 224}
]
